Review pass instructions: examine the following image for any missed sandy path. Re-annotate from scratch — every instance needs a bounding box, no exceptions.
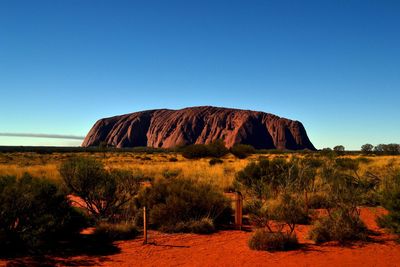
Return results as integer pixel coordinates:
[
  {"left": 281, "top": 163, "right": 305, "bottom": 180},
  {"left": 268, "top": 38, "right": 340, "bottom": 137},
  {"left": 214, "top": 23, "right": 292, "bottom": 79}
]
[{"left": 2, "top": 207, "right": 400, "bottom": 267}]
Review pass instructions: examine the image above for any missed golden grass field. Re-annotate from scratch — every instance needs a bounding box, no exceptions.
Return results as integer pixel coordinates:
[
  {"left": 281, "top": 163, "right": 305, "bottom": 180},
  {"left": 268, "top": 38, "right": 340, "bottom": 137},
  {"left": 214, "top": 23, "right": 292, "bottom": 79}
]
[
  {"left": 0, "top": 152, "right": 399, "bottom": 191},
  {"left": 1, "top": 151, "right": 400, "bottom": 267}
]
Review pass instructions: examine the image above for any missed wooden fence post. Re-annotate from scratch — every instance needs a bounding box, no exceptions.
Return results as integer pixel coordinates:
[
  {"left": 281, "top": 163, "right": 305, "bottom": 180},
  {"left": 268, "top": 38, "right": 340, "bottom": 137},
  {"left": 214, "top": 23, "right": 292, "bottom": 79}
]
[
  {"left": 235, "top": 192, "right": 243, "bottom": 230},
  {"left": 143, "top": 206, "right": 147, "bottom": 244}
]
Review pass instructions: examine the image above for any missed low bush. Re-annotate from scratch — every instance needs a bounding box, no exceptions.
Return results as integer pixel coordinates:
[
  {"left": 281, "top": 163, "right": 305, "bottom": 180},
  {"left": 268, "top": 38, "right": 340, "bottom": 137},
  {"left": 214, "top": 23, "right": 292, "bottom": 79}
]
[
  {"left": 320, "top": 148, "right": 336, "bottom": 158},
  {"left": 182, "top": 144, "right": 210, "bottom": 159},
  {"left": 0, "top": 174, "right": 87, "bottom": 255},
  {"left": 93, "top": 223, "right": 139, "bottom": 241},
  {"left": 230, "top": 144, "right": 256, "bottom": 159},
  {"left": 360, "top": 190, "right": 381, "bottom": 206},
  {"left": 136, "top": 178, "right": 231, "bottom": 233},
  {"left": 182, "top": 140, "right": 229, "bottom": 159},
  {"left": 307, "top": 193, "right": 333, "bottom": 209},
  {"left": 243, "top": 199, "right": 263, "bottom": 216},
  {"left": 377, "top": 215, "right": 400, "bottom": 234},
  {"left": 162, "top": 169, "right": 181, "bottom": 179},
  {"left": 246, "top": 194, "right": 306, "bottom": 253},
  {"left": 207, "top": 140, "right": 229, "bottom": 158},
  {"left": 247, "top": 194, "right": 310, "bottom": 231},
  {"left": 209, "top": 158, "right": 223, "bottom": 165},
  {"left": 270, "top": 194, "right": 310, "bottom": 225},
  {"left": 248, "top": 230, "right": 299, "bottom": 251},
  {"left": 187, "top": 218, "right": 215, "bottom": 234},
  {"left": 377, "top": 169, "right": 400, "bottom": 233},
  {"left": 169, "top": 157, "right": 178, "bottom": 162},
  {"left": 357, "top": 157, "right": 372, "bottom": 164},
  {"left": 163, "top": 217, "right": 215, "bottom": 234},
  {"left": 309, "top": 209, "right": 368, "bottom": 244},
  {"left": 235, "top": 158, "right": 297, "bottom": 200}
]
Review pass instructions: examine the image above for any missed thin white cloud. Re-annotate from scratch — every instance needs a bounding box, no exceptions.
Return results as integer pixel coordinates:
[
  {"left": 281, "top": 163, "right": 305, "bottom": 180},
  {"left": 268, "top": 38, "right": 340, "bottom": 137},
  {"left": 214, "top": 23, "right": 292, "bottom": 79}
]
[{"left": 0, "top": 133, "right": 84, "bottom": 140}]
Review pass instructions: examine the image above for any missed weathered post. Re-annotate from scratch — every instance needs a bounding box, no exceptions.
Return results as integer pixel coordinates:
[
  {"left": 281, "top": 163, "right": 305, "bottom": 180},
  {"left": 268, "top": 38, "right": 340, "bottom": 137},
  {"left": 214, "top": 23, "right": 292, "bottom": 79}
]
[
  {"left": 143, "top": 206, "right": 147, "bottom": 244},
  {"left": 235, "top": 192, "right": 243, "bottom": 230}
]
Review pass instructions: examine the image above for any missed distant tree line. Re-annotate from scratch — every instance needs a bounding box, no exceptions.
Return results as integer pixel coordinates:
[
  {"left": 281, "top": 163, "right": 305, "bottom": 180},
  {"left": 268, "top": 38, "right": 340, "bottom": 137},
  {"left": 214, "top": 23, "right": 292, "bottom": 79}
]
[
  {"left": 2, "top": 142, "right": 399, "bottom": 156},
  {"left": 321, "top": 143, "right": 400, "bottom": 156},
  {"left": 361, "top": 143, "right": 400, "bottom": 155}
]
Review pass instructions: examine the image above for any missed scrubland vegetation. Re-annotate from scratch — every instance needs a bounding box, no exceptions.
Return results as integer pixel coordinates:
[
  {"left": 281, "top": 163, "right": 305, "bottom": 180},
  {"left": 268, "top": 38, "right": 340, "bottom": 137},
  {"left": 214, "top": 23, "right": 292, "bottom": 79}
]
[
  {"left": 0, "top": 144, "right": 400, "bottom": 257},
  {"left": 0, "top": 174, "right": 88, "bottom": 255}
]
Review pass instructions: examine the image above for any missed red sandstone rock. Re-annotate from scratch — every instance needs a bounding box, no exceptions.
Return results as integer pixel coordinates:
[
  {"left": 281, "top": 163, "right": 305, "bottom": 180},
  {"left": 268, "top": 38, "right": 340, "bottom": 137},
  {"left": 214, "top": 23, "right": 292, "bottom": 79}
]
[{"left": 82, "top": 106, "right": 315, "bottom": 150}]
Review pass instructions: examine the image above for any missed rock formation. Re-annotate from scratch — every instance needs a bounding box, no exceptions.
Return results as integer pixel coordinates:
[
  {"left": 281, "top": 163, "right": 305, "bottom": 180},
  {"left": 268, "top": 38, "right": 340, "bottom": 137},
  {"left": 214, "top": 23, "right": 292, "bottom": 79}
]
[{"left": 82, "top": 106, "right": 316, "bottom": 150}]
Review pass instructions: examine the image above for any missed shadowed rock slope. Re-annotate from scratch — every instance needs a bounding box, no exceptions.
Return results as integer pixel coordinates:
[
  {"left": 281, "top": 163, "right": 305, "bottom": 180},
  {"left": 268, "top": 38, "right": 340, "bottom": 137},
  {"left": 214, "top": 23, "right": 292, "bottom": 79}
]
[{"left": 82, "top": 106, "right": 316, "bottom": 150}]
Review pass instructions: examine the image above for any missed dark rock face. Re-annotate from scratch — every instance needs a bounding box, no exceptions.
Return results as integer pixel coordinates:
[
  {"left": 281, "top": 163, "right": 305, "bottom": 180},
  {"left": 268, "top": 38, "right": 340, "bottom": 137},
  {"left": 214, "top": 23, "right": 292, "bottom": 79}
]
[{"left": 82, "top": 106, "right": 316, "bottom": 150}]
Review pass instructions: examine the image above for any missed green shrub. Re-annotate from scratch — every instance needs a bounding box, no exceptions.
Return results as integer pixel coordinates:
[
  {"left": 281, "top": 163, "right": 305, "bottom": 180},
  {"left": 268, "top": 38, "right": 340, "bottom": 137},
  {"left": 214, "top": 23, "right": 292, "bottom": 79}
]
[
  {"left": 320, "top": 148, "right": 336, "bottom": 158},
  {"left": 0, "top": 174, "right": 87, "bottom": 255},
  {"left": 307, "top": 193, "right": 333, "bottom": 209},
  {"left": 182, "top": 140, "right": 228, "bottom": 159},
  {"left": 235, "top": 158, "right": 294, "bottom": 199},
  {"left": 162, "top": 217, "right": 215, "bottom": 234},
  {"left": 93, "top": 223, "right": 139, "bottom": 241},
  {"left": 307, "top": 156, "right": 372, "bottom": 244},
  {"left": 60, "top": 157, "right": 143, "bottom": 221},
  {"left": 247, "top": 194, "right": 309, "bottom": 232},
  {"left": 207, "top": 140, "right": 229, "bottom": 158},
  {"left": 248, "top": 230, "right": 299, "bottom": 251},
  {"left": 243, "top": 199, "right": 263, "bottom": 216},
  {"left": 357, "top": 157, "right": 372, "bottom": 164},
  {"left": 335, "top": 157, "right": 359, "bottom": 172},
  {"left": 137, "top": 178, "right": 231, "bottom": 233},
  {"left": 162, "top": 169, "right": 181, "bottom": 179},
  {"left": 309, "top": 209, "right": 368, "bottom": 244},
  {"left": 360, "top": 190, "right": 381, "bottom": 206},
  {"left": 209, "top": 158, "right": 223, "bottom": 165},
  {"left": 187, "top": 218, "right": 215, "bottom": 234},
  {"left": 270, "top": 194, "right": 310, "bottom": 225},
  {"left": 182, "top": 144, "right": 211, "bottom": 159},
  {"left": 377, "top": 169, "right": 400, "bottom": 233},
  {"left": 377, "top": 214, "right": 400, "bottom": 234},
  {"left": 230, "top": 144, "right": 255, "bottom": 159}
]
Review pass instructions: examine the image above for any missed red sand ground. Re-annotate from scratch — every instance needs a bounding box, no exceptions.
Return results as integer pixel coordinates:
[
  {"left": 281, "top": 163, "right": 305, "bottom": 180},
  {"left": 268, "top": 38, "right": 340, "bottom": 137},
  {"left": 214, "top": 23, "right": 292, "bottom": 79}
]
[{"left": 2, "top": 207, "right": 400, "bottom": 267}]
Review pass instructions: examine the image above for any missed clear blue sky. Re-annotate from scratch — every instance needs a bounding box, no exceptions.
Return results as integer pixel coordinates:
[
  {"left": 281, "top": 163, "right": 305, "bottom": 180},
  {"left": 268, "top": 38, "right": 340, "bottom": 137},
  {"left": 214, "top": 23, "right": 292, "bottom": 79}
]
[{"left": 1, "top": 0, "right": 399, "bottom": 150}]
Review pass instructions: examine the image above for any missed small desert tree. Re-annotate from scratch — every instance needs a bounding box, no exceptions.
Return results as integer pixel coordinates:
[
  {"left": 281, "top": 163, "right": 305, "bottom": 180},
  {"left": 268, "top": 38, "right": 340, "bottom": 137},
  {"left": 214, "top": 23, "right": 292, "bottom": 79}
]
[
  {"left": 333, "top": 145, "right": 345, "bottom": 155},
  {"left": 361, "top": 144, "right": 374, "bottom": 155},
  {"left": 385, "top": 144, "right": 400, "bottom": 155},
  {"left": 236, "top": 158, "right": 310, "bottom": 251},
  {"left": 290, "top": 157, "right": 323, "bottom": 213},
  {"left": 247, "top": 193, "right": 303, "bottom": 251},
  {"left": 308, "top": 158, "right": 376, "bottom": 243},
  {"left": 374, "top": 144, "right": 400, "bottom": 155},
  {"left": 60, "top": 157, "right": 143, "bottom": 222}
]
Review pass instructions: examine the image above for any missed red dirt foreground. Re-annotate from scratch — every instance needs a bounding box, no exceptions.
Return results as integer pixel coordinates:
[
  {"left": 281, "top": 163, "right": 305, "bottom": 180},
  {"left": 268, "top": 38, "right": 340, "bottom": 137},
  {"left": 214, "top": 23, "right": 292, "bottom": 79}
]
[{"left": 2, "top": 207, "right": 400, "bottom": 267}]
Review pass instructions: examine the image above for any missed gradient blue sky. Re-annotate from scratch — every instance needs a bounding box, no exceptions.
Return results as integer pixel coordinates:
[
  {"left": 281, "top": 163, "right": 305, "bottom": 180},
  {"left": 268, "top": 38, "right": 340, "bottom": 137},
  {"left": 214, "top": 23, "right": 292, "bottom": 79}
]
[{"left": 1, "top": 0, "right": 399, "bottom": 149}]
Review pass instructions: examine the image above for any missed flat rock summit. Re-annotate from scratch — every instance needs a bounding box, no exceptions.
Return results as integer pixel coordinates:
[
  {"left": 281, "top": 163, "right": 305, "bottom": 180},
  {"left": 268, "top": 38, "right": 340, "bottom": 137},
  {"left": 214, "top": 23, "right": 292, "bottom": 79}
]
[{"left": 82, "top": 106, "right": 316, "bottom": 150}]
